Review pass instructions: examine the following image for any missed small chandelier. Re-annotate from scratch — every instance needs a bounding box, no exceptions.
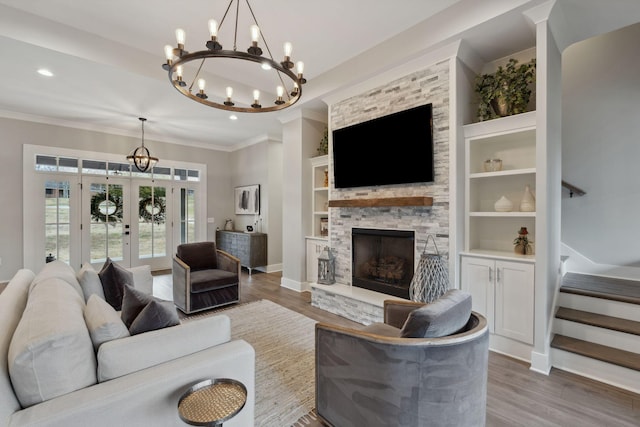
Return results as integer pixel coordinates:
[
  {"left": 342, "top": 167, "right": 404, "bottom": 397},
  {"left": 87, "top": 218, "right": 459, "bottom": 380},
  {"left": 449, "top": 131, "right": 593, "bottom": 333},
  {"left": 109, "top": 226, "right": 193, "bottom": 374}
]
[
  {"left": 161, "top": 0, "right": 307, "bottom": 113},
  {"left": 127, "top": 117, "right": 158, "bottom": 172}
]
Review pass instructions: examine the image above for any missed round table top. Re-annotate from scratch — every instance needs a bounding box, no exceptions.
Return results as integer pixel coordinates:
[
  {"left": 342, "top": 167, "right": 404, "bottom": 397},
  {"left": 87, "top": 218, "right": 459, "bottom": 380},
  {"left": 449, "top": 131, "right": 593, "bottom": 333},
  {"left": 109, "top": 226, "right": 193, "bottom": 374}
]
[{"left": 178, "top": 378, "right": 247, "bottom": 426}]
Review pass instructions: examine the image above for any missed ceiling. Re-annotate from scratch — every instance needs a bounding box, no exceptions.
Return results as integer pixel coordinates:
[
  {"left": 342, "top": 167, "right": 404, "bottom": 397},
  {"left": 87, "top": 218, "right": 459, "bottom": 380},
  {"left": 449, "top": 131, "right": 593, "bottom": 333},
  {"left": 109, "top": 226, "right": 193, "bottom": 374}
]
[{"left": 0, "top": 0, "right": 637, "bottom": 151}]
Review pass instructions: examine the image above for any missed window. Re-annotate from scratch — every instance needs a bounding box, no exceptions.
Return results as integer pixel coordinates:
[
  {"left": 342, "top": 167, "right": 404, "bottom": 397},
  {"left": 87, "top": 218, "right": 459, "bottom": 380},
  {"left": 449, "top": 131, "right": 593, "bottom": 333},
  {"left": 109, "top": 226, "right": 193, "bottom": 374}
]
[{"left": 44, "top": 180, "right": 72, "bottom": 263}]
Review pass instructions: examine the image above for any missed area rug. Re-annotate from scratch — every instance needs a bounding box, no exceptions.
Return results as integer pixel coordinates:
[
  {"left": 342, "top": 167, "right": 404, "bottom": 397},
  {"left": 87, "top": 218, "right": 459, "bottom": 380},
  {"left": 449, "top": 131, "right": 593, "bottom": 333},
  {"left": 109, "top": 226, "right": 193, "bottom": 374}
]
[{"left": 186, "top": 300, "right": 317, "bottom": 427}]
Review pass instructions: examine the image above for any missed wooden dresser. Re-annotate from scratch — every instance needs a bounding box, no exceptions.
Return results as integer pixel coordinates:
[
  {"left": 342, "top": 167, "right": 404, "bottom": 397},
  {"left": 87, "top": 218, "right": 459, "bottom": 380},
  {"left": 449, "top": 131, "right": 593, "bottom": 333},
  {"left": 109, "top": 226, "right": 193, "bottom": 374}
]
[{"left": 216, "top": 230, "right": 267, "bottom": 274}]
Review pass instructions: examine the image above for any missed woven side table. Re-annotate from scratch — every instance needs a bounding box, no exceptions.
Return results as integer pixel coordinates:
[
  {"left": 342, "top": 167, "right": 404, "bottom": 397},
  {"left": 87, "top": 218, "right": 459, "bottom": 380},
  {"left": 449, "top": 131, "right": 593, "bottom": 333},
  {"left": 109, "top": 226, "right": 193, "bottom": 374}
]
[{"left": 178, "top": 378, "right": 247, "bottom": 427}]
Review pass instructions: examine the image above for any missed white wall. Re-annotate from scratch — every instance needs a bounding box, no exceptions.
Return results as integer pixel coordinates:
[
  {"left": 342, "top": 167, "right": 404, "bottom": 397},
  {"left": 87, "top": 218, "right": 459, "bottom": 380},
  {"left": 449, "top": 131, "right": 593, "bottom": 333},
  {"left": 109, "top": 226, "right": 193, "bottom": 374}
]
[
  {"left": 561, "top": 23, "right": 640, "bottom": 276},
  {"left": 0, "top": 117, "right": 233, "bottom": 281},
  {"left": 229, "top": 138, "right": 284, "bottom": 269}
]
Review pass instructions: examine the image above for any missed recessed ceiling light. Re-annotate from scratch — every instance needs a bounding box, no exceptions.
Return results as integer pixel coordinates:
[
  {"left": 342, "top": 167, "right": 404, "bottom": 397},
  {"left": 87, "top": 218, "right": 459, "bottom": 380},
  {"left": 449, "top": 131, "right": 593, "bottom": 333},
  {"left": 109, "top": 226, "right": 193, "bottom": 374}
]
[
  {"left": 229, "top": 115, "right": 238, "bottom": 120},
  {"left": 37, "top": 68, "right": 54, "bottom": 77},
  {"left": 38, "top": 69, "right": 53, "bottom": 76}
]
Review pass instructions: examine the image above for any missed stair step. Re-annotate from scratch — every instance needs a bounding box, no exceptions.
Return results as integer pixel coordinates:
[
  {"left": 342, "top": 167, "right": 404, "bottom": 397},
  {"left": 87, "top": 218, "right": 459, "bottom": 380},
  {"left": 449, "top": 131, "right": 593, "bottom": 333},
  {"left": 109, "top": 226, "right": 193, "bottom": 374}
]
[
  {"left": 560, "top": 273, "right": 640, "bottom": 305},
  {"left": 551, "top": 334, "right": 640, "bottom": 371},
  {"left": 555, "top": 307, "right": 640, "bottom": 336}
]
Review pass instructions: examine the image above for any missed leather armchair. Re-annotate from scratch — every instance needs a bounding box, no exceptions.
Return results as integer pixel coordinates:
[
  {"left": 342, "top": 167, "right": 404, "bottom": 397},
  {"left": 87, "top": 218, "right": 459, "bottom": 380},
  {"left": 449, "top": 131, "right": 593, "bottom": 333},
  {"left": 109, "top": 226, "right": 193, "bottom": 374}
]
[
  {"left": 172, "top": 241, "right": 241, "bottom": 314},
  {"left": 315, "top": 296, "right": 489, "bottom": 427}
]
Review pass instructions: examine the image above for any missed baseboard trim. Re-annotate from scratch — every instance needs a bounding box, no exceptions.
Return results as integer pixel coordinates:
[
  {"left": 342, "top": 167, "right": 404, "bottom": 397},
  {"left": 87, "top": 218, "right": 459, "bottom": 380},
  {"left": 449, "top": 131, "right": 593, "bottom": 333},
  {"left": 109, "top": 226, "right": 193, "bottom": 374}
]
[{"left": 280, "top": 277, "right": 309, "bottom": 292}]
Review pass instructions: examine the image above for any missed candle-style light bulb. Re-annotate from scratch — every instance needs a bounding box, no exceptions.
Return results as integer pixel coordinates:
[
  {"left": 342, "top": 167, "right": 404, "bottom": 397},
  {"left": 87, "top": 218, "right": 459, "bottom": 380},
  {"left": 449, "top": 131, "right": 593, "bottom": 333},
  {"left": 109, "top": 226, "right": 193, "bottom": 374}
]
[
  {"left": 281, "top": 42, "right": 294, "bottom": 69},
  {"left": 208, "top": 19, "right": 218, "bottom": 37},
  {"left": 250, "top": 25, "right": 260, "bottom": 43},
  {"left": 251, "top": 89, "right": 261, "bottom": 108},
  {"left": 275, "top": 86, "right": 285, "bottom": 105},
  {"left": 175, "top": 28, "right": 186, "bottom": 46},
  {"left": 164, "top": 45, "right": 173, "bottom": 61},
  {"left": 224, "top": 86, "right": 234, "bottom": 106},
  {"left": 174, "top": 65, "right": 186, "bottom": 86},
  {"left": 296, "top": 61, "right": 306, "bottom": 84},
  {"left": 196, "top": 78, "right": 208, "bottom": 99},
  {"left": 247, "top": 24, "right": 262, "bottom": 55}
]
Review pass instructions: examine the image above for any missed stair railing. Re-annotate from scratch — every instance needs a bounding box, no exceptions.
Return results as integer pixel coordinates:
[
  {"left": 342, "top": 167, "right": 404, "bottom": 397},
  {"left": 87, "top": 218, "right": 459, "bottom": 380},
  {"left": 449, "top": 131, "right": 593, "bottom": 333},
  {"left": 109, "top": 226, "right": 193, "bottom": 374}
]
[{"left": 562, "top": 180, "right": 586, "bottom": 198}]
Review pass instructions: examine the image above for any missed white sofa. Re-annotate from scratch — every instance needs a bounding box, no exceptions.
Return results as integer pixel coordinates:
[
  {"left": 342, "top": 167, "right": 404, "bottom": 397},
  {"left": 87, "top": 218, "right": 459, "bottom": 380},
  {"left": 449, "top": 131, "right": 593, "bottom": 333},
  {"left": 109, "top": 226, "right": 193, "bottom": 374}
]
[{"left": 0, "top": 261, "right": 255, "bottom": 427}]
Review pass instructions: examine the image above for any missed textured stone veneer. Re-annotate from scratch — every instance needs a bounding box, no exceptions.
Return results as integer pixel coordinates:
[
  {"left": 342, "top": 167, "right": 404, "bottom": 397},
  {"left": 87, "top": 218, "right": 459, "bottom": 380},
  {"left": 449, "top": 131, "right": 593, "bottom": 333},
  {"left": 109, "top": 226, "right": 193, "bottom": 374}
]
[
  {"left": 311, "top": 288, "right": 384, "bottom": 325},
  {"left": 313, "top": 59, "right": 451, "bottom": 321},
  {"left": 328, "top": 59, "right": 451, "bottom": 286}
]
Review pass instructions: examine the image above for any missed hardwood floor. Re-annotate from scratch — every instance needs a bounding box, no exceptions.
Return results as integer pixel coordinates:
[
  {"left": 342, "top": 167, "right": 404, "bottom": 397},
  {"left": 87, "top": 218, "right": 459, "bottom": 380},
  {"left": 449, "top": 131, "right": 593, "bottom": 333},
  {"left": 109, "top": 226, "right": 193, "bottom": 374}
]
[{"left": 155, "top": 270, "right": 640, "bottom": 426}]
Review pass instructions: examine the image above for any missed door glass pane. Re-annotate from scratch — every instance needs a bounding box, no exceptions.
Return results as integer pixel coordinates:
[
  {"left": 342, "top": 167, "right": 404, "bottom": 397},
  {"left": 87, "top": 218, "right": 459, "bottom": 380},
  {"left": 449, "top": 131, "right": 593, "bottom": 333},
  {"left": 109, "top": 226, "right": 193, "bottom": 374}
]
[
  {"left": 89, "top": 183, "right": 124, "bottom": 263},
  {"left": 179, "top": 188, "right": 196, "bottom": 244},
  {"left": 44, "top": 181, "right": 71, "bottom": 264},
  {"left": 138, "top": 185, "right": 167, "bottom": 259}
]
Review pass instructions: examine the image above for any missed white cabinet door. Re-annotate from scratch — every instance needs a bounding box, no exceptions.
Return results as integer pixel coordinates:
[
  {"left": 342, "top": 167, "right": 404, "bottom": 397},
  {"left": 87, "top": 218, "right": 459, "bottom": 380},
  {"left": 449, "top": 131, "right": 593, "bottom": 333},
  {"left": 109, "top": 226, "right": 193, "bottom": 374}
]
[
  {"left": 461, "top": 256, "right": 534, "bottom": 343},
  {"left": 460, "top": 256, "right": 494, "bottom": 333},
  {"left": 494, "top": 261, "right": 534, "bottom": 345}
]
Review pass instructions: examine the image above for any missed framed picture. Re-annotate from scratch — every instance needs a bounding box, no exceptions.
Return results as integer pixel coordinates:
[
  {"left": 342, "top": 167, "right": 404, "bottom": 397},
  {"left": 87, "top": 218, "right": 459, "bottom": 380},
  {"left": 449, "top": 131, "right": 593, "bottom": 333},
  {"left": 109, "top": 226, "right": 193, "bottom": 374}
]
[{"left": 234, "top": 184, "right": 260, "bottom": 215}]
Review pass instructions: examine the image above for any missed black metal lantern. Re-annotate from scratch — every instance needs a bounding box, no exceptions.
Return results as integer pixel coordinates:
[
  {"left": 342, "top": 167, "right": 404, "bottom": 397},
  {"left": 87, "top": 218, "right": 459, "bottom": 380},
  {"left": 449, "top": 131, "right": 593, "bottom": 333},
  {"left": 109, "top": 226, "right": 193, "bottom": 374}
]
[{"left": 317, "top": 246, "right": 335, "bottom": 285}]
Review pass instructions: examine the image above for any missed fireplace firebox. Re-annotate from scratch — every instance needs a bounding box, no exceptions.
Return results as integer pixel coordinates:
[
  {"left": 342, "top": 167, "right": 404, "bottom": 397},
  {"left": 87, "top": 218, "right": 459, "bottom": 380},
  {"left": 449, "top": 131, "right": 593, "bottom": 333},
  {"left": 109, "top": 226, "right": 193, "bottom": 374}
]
[{"left": 352, "top": 228, "right": 414, "bottom": 299}]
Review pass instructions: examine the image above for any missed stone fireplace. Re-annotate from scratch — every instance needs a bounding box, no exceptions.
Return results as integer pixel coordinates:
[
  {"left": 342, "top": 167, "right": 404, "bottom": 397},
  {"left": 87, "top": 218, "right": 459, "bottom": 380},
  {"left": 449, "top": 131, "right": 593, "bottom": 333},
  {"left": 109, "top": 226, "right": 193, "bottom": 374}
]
[
  {"left": 352, "top": 228, "right": 415, "bottom": 299},
  {"left": 310, "top": 58, "right": 450, "bottom": 325}
]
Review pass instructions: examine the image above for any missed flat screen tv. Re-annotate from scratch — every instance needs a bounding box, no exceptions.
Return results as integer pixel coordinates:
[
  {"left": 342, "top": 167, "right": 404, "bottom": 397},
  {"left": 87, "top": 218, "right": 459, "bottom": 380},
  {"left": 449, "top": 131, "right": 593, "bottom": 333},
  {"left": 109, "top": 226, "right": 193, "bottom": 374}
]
[{"left": 332, "top": 103, "right": 434, "bottom": 189}]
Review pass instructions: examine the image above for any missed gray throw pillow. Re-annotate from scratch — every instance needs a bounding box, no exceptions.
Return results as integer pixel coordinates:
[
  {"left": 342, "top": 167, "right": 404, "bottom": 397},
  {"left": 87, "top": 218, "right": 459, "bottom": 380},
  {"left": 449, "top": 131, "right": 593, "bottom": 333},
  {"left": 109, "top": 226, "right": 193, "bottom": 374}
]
[
  {"left": 121, "top": 284, "right": 179, "bottom": 335},
  {"left": 400, "top": 289, "right": 472, "bottom": 338},
  {"left": 98, "top": 258, "right": 134, "bottom": 311},
  {"left": 128, "top": 299, "right": 180, "bottom": 335},
  {"left": 120, "top": 284, "right": 154, "bottom": 328}
]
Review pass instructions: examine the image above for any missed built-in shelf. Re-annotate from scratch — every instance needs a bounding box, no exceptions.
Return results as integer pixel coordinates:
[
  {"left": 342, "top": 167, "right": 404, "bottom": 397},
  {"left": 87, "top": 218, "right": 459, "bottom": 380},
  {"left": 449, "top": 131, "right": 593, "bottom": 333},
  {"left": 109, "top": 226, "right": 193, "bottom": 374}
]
[
  {"left": 469, "top": 168, "right": 536, "bottom": 179},
  {"left": 328, "top": 196, "right": 433, "bottom": 208}
]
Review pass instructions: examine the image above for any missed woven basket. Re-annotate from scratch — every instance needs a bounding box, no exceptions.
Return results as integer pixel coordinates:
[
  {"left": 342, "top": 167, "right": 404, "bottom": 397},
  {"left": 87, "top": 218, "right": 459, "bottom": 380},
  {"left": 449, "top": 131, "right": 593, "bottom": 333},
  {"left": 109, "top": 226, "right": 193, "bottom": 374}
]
[{"left": 409, "top": 235, "right": 449, "bottom": 303}]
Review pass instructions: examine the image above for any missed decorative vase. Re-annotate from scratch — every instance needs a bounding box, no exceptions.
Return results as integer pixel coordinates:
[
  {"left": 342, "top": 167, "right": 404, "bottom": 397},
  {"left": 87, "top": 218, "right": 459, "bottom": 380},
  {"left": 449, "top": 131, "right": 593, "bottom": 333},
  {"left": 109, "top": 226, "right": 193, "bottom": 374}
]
[
  {"left": 324, "top": 168, "right": 329, "bottom": 187},
  {"left": 520, "top": 185, "right": 536, "bottom": 212},
  {"left": 494, "top": 196, "right": 513, "bottom": 212}
]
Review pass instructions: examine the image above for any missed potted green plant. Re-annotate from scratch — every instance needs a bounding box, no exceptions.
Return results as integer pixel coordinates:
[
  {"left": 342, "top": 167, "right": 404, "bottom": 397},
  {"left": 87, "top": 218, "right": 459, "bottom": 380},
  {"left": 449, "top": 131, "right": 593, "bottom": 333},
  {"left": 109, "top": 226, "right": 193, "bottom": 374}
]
[
  {"left": 475, "top": 57, "right": 536, "bottom": 121},
  {"left": 317, "top": 127, "right": 328, "bottom": 156}
]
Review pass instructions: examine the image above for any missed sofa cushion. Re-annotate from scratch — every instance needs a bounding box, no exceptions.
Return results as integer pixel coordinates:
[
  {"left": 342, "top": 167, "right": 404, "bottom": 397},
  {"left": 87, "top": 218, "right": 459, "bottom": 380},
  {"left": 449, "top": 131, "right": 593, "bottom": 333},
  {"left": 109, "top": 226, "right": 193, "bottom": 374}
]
[
  {"left": 129, "top": 299, "right": 180, "bottom": 335},
  {"left": 0, "top": 269, "right": 35, "bottom": 423},
  {"left": 8, "top": 277, "right": 97, "bottom": 407},
  {"left": 84, "top": 294, "right": 130, "bottom": 350},
  {"left": 401, "top": 289, "right": 472, "bottom": 338},
  {"left": 98, "top": 258, "right": 134, "bottom": 310},
  {"left": 97, "top": 314, "right": 231, "bottom": 382},
  {"left": 177, "top": 241, "right": 217, "bottom": 270},
  {"left": 190, "top": 269, "right": 238, "bottom": 293},
  {"left": 77, "top": 262, "right": 106, "bottom": 302},
  {"left": 31, "top": 260, "right": 84, "bottom": 299}
]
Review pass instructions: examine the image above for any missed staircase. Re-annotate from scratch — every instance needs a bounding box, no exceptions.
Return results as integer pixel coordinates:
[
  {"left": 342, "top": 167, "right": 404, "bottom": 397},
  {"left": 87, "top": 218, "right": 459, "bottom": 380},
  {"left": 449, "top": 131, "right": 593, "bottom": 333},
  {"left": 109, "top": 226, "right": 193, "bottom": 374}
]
[{"left": 551, "top": 272, "right": 640, "bottom": 393}]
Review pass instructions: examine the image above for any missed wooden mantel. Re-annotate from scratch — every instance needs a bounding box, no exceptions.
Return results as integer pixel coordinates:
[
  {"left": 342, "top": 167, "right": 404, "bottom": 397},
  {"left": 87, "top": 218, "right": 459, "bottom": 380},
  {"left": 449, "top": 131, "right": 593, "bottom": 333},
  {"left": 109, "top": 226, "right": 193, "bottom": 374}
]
[{"left": 328, "top": 196, "right": 433, "bottom": 208}]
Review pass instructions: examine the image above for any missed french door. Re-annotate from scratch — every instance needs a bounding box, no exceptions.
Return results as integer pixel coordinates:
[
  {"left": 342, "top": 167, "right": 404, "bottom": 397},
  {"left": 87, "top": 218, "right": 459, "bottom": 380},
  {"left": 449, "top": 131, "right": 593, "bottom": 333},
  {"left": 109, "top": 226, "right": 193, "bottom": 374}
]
[{"left": 81, "top": 178, "right": 172, "bottom": 269}]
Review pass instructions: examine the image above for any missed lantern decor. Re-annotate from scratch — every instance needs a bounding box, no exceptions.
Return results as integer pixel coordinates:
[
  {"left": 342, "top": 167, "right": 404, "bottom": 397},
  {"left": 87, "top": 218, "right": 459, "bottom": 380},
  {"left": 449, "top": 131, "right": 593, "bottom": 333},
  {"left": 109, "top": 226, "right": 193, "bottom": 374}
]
[
  {"left": 317, "top": 246, "right": 335, "bottom": 285},
  {"left": 408, "top": 235, "right": 449, "bottom": 303}
]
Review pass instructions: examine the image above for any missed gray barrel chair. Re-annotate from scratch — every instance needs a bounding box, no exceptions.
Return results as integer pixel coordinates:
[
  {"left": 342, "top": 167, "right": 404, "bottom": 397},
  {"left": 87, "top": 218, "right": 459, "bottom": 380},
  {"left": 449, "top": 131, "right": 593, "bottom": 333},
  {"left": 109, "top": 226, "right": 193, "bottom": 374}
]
[
  {"left": 172, "top": 241, "right": 241, "bottom": 314},
  {"left": 315, "top": 290, "right": 489, "bottom": 427}
]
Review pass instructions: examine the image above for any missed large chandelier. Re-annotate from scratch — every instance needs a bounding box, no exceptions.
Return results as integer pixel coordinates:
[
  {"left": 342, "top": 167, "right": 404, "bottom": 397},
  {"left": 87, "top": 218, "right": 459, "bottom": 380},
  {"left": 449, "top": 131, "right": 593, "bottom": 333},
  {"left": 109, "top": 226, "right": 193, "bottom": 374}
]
[
  {"left": 126, "top": 117, "right": 158, "bottom": 172},
  {"left": 161, "top": 0, "right": 307, "bottom": 113}
]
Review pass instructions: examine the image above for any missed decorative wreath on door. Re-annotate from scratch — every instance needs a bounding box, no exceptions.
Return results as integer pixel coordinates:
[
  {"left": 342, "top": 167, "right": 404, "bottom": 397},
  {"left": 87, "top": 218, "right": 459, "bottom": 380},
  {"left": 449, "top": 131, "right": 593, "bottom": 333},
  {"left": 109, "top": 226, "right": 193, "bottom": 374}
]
[
  {"left": 90, "top": 193, "right": 123, "bottom": 224},
  {"left": 139, "top": 197, "right": 166, "bottom": 224}
]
